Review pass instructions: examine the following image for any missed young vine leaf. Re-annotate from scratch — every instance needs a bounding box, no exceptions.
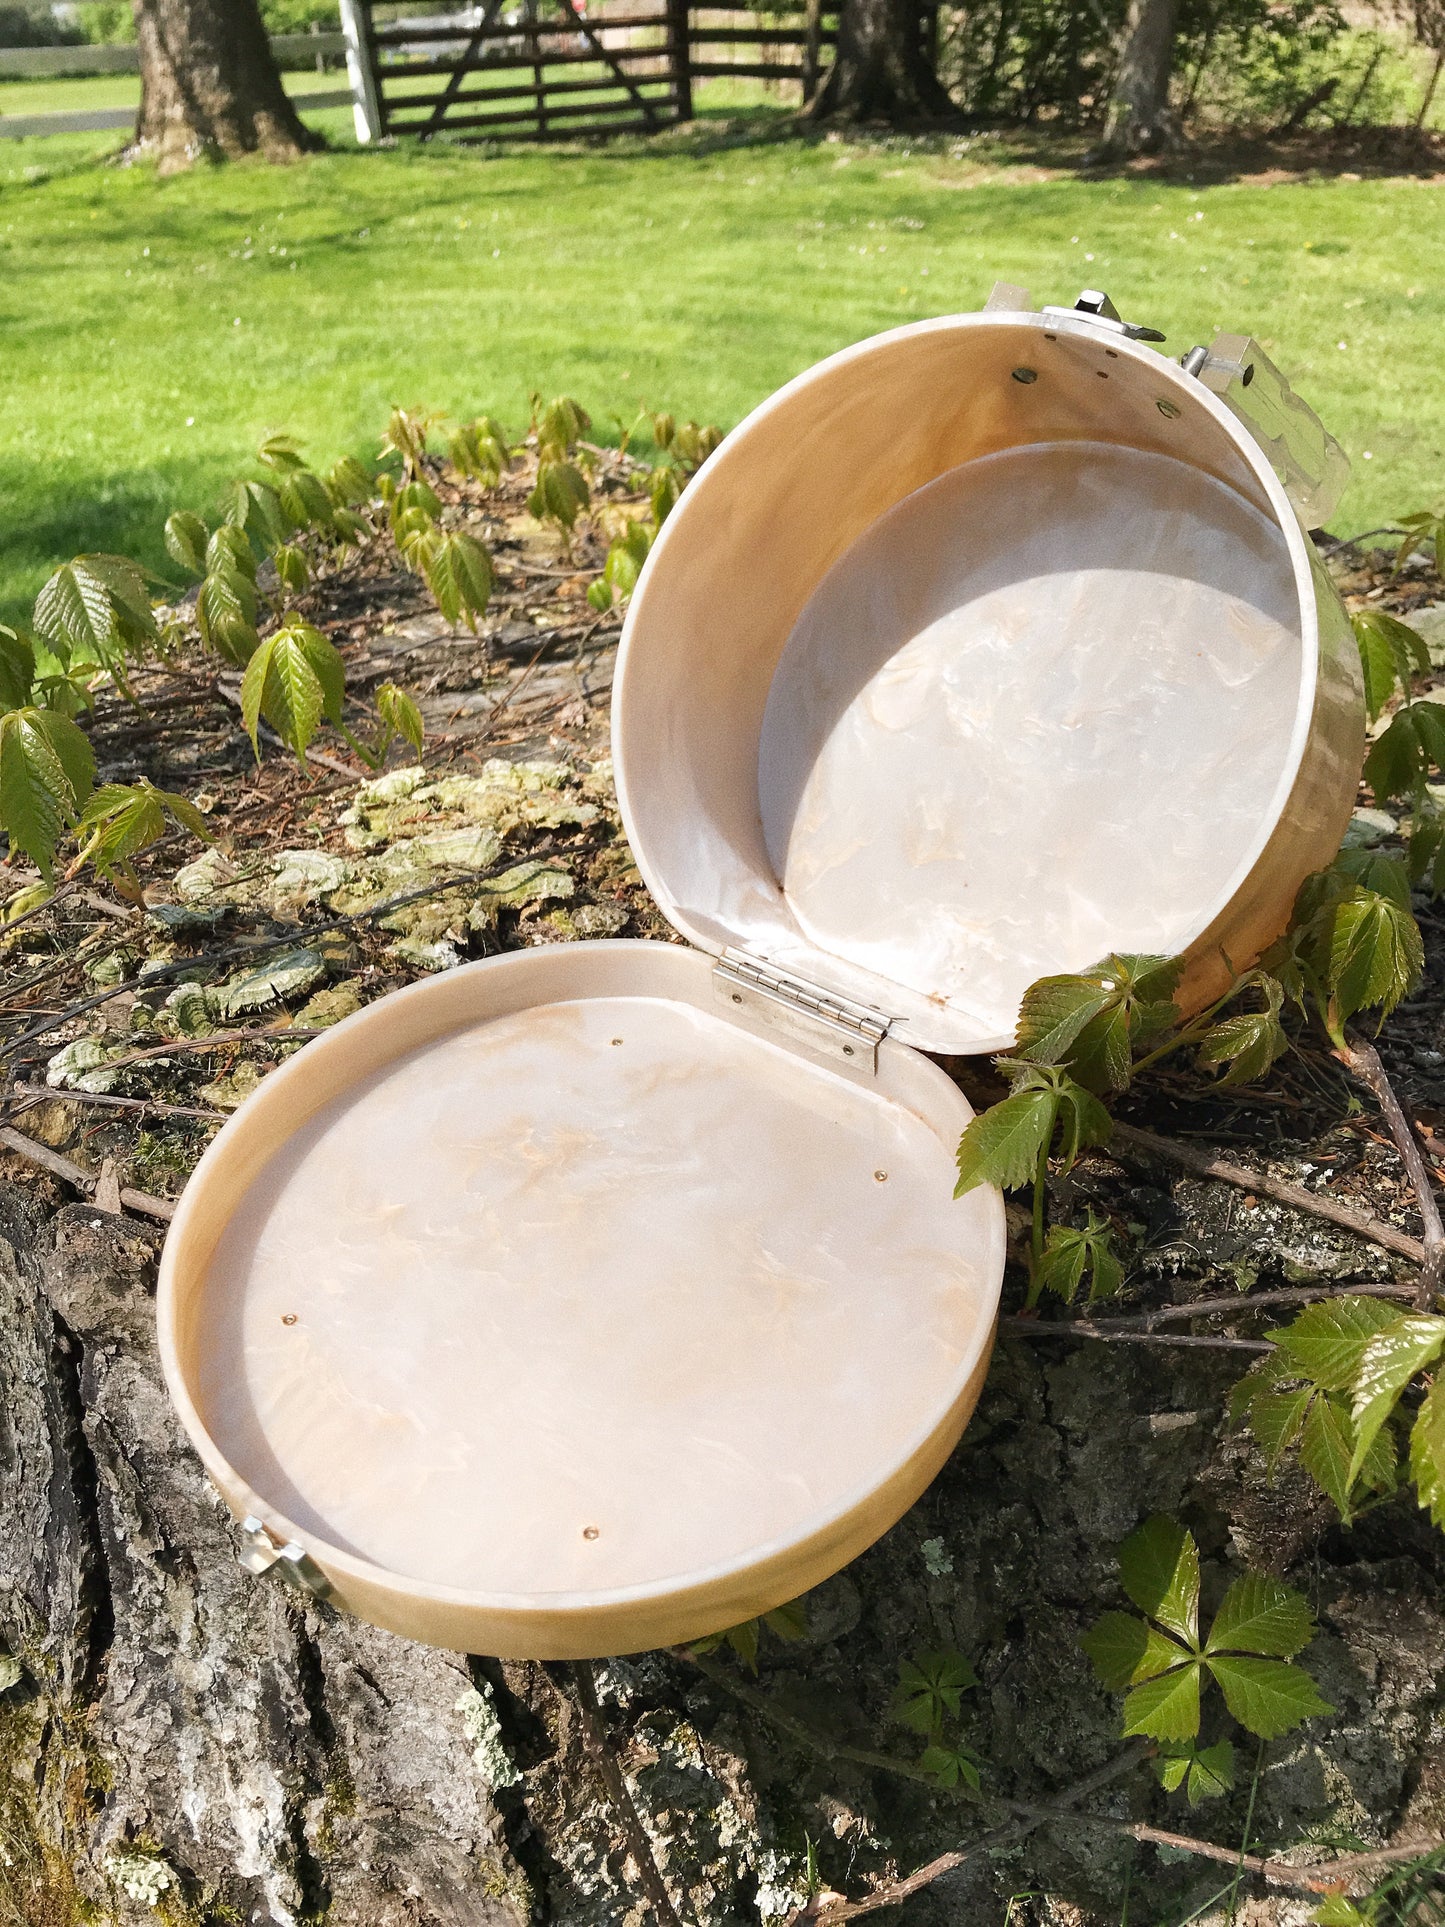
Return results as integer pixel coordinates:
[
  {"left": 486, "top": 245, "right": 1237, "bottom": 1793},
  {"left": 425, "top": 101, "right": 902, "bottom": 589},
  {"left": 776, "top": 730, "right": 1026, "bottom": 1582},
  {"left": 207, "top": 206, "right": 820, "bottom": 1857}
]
[
  {"left": 421, "top": 529, "right": 492, "bottom": 632},
  {"left": 1154, "top": 1738, "right": 1235, "bottom": 1806},
  {"left": 588, "top": 520, "right": 653, "bottom": 611},
  {"left": 0, "top": 626, "right": 35, "bottom": 712},
  {"left": 1082, "top": 1517, "right": 1330, "bottom": 1744},
  {"left": 1231, "top": 1298, "right": 1409, "bottom": 1517},
  {"left": 891, "top": 1651, "right": 979, "bottom": 1735},
  {"left": 1015, "top": 953, "right": 1182, "bottom": 1093},
  {"left": 529, "top": 459, "right": 590, "bottom": 534},
  {"left": 650, "top": 464, "right": 682, "bottom": 527},
  {"left": 1363, "top": 698, "right": 1445, "bottom": 803},
  {"left": 1352, "top": 609, "right": 1428, "bottom": 721},
  {"left": 73, "top": 779, "right": 210, "bottom": 880},
  {"left": 164, "top": 510, "right": 209, "bottom": 578},
  {"left": 954, "top": 1061, "right": 1111, "bottom": 1197},
  {"left": 197, "top": 565, "right": 259, "bottom": 667},
  {"left": 1195, "top": 972, "right": 1289, "bottom": 1086},
  {"left": 1034, "top": 1209, "right": 1123, "bottom": 1305},
  {"left": 240, "top": 619, "right": 345, "bottom": 765},
  {"left": 376, "top": 683, "right": 425, "bottom": 759},
  {"left": 0, "top": 707, "right": 95, "bottom": 877}
]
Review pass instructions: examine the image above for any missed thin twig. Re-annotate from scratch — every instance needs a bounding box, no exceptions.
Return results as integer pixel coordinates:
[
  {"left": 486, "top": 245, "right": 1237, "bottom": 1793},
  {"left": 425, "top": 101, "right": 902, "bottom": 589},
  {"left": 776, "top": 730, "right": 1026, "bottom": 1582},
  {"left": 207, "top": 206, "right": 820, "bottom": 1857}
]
[
  {"left": 3, "top": 1084, "right": 226, "bottom": 1122},
  {"left": 1005, "top": 1320, "right": 1274, "bottom": 1352},
  {"left": 1018, "top": 1282, "right": 1419, "bottom": 1338},
  {"left": 1108, "top": 1121, "right": 1427, "bottom": 1267},
  {"left": 1338, "top": 1035, "right": 1445, "bottom": 1310},
  {"left": 570, "top": 1660, "right": 688, "bottom": 1927},
  {"left": 0, "top": 1125, "right": 174, "bottom": 1222}
]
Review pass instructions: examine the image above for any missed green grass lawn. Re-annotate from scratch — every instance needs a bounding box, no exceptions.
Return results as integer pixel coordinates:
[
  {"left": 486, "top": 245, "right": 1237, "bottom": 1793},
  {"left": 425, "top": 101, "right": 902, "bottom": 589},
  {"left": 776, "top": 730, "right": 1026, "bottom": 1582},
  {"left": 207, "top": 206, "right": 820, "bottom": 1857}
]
[{"left": 2, "top": 95, "right": 1444, "bottom": 621}]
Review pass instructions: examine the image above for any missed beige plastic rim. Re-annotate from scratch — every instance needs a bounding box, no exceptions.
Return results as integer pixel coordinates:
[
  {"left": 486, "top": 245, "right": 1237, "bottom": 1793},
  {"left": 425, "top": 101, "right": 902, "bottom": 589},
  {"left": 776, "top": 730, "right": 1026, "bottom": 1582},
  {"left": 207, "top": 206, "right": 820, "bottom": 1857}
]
[
  {"left": 614, "top": 311, "right": 1365, "bottom": 1054},
  {"left": 158, "top": 941, "right": 1005, "bottom": 1658}
]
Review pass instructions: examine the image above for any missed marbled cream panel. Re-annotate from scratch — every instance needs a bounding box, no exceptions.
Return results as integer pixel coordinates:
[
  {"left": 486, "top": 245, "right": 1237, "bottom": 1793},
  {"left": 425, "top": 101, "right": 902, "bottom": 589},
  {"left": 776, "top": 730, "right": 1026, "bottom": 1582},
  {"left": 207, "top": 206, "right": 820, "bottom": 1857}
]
[
  {"left": 759, "top": 441, "right": 1302, "bottom": 1035},
  {"left": 197, "top": 996, "right": 994, "bottom": 1597}
]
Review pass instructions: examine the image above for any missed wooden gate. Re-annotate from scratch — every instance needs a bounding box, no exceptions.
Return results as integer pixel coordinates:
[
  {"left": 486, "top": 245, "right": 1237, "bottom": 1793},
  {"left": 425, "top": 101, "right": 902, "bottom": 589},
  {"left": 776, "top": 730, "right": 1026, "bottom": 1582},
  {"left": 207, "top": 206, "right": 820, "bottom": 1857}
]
[{"left": 342, "top": 1, "right": 834, "bottom": 144}]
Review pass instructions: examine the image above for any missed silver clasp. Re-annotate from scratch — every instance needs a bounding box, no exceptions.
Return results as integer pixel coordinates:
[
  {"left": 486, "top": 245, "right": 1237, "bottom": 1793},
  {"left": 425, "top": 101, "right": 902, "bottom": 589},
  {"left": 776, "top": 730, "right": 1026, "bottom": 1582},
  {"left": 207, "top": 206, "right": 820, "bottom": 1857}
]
[{"left": 238, "top": 1515, "right": 335, "bottom": 1602}]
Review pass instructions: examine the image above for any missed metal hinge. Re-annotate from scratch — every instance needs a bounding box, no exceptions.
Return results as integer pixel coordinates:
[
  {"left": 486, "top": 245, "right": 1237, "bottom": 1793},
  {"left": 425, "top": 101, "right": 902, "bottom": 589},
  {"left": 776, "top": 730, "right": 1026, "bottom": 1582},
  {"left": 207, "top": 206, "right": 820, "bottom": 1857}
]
[
  {"left": 238, "top": 1515, "right": 335, "bottom": 1602},
  {"left": 713, "top": 949, "right": 890, "bottom": 1074},
  {"left": 1181, "top": 335, "right": 1350, "bottom": 531}
]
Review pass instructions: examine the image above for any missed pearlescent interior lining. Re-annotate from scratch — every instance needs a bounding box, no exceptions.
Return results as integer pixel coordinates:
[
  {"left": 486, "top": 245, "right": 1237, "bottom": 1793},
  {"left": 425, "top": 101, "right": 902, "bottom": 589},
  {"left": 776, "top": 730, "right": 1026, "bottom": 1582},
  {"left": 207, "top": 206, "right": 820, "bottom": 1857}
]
[
  {"left": 196, "top": 994, "right": 996, "bottom": 1597},
  {"left": 759, "top": 441, "right": 1303, "bottom": 1034}
]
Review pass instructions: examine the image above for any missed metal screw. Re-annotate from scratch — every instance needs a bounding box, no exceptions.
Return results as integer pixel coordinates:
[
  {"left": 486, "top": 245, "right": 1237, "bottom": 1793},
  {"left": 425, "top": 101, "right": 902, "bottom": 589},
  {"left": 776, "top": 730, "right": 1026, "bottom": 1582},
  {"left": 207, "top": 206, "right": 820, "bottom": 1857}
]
[
  {"left": 282, "top": 1313, "right": 298, "bottom": 1326},
  {"left": 1011, "top": 366, "right": 1038, "bottom": 385},
  {"left": 611, "top": 1037, "right": 623, "bottom": 1046},
  {"left": 843, "top": 1044, "right": 855, "bottom": 1056},
  {"left": 732, "top": 992, "right": 742, "bottom": 1004},
  {"left": 874, "top": 1170, "right": 888, "bottom": 1183},
  {"left": 1156, "top": 398, "right": 1181, "bottom": 419},
  {"left": 583, "top": 1526, "right": 600, "bottom": 1541}
]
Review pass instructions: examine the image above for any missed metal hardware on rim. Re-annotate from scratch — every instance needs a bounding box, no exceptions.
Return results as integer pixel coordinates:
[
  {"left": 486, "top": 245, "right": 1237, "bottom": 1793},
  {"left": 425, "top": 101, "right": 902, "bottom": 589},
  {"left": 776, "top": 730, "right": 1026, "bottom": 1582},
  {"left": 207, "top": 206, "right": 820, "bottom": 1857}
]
[
  {"left": 1038, "top": 288, "right": 1167, "bottom": 344},
  {"left": 713, "top": 950, "right": 890, "bottom": 1075},
  {"left": 1181, "top": 333, "right": 1350, "bottom": 530},
  {"left": 238, "top": 1515, "right": 335, "bottom": 1602}
]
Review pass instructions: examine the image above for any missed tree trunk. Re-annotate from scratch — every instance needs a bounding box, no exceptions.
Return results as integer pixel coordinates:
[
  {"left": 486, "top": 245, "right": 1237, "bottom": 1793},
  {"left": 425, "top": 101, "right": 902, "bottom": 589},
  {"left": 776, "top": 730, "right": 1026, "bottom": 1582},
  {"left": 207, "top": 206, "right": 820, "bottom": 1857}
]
[
  {"left": 130, "top": 0, "right": 316, "bottom": 174},
  {"left": 808, "top": 0, "right": 955, "bottom": 125},
  {"left": 1099, "top": 0, "right": 1180, "bottom": 155}
]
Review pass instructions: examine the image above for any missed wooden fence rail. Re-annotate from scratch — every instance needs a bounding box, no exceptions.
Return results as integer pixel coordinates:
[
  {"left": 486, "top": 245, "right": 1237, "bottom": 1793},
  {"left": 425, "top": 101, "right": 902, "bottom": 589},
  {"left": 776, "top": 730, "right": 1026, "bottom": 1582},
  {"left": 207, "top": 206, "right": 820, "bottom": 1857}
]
[{"left": 0, "top": 5, "right": 838, "bottom": 146}]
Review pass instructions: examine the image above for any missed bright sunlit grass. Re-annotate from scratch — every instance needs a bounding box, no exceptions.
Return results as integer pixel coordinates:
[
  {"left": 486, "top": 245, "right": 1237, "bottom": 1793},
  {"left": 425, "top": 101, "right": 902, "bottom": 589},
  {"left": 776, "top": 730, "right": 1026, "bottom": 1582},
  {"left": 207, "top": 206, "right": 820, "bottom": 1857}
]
[{"left": 2, "top": 96, "right": 1442, "bottom": 618}]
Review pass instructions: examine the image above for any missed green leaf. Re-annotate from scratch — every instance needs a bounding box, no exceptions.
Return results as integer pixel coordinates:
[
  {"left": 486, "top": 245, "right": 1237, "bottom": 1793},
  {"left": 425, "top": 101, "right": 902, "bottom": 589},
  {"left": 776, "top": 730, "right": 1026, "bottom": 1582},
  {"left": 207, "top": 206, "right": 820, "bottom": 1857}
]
[
  {"left": 1334, "top": 846, "right": 1413, "bottom": 908},
  {"left": 1327, "top": 888, "right": 1425, "bottom": 1035},
  {"left": 1121, "top": 1661, "right": 1201, "bottom": 1742},
  {"left": 31, "top": 555, "right": 150, "bottom": 668},
  {"left": 762, "top": 1597, "right": 809, "bottom": 1642},
  {"left": 164, "top": 510, "right": 209, "bottom": 577},
  {"left": 273, "top": 544, "right": 311, "bottom": 596},
  {"left": 0, "top": 626, "right": 36, "bottom": 712},
  {"left": 918, "top": 1743, "right": 981, "bottom": 1792},
  {"left": 650, "top": 463, "right": 682, "bottom": 527},
  {"left": 227, "top": 478, "right": 286, "bottom": 555},
  {"left": 257, "top": 431, "right": 307, "bottom": 475},
  {"left": 206, "top": 523, "right": 257, "bottom": 580},
  {"left": 1154, "top": 1739, "right": 1235, "bottom": 1806},
  {"left": 1364, "top": 708, "right": 1425, "bottom": 804},
  {"left": 1247, "top": 1382, "right": 1315, "bottom": 1471},
  {"left": 1353, "top": 610, "right": 1429, "bottom": 721},
  {"left": 240, "top": 619, "right": 345, "bottom": 765},
  {"left": 423, "top": 530, "right": 492, "bottom": 631},
  {"left": 1015, "top": 975, "right": 1113, "bottom": 1063},
  {"left": 1081, "top": 1612, "right": 1190, "bottom": 1690},
  {"left": 197, "top": 566, "right": 259, "bottom": 667},
  {"left": 1205, "top": 1574, "right": 1314, "bottom": 1659},
  {"left": 1205, "top": 1654, "right": 1332, "bottom": 1738},
  {"left": 1300, "top": 1392, "right": 1358, "bottom": 1517},
  {"left": 0, "top": 707, "right": 94, "bottom": 876},
  {"left": 1409, "top": 1378, "right": 1445, "bottom": 1529},
  {"left": 1118, "top": 1515, "right": 1199, "bottom": 1647},
  {"left": 534, "top": 394, "right": 590, "bottom": 460},
  {"left": 376, "top": 683, "right": 424, "bottom": 758},
  {"left": 73, "top": 780, "right": 210, "bottom": 878},
  {"left": 1269, "top": 1296, "right": 1406, "bottom": 1391},
  {"left": 447, "top": 417, "right": 508, "bottom": 486},
  {"left": 528, "top": 459, "right": 590, "bottom": 533},
  {"left": 1311, "top": 1897, "right": 1368, "bottom": 1927},
  {"left": 954, "top": 1086, "right": 1056, "bottom": 1196},
  {"left": 278, "top": 468, "right": 335, "bottom": 533},
  {"left": 1015, "top": 953, "right": 1182, "bottom": 1093},
  {"left": 326, "top": 455, "right": 374, "bottom": 507},
  {"left": 1348, "top": 1315, "right": 1445, "bottom": 1486},
  {"left": 1036, "top": 1209, "right": 1122, "bottom": 1304},
  {"left": 892, "top": 1651, "right": 978, "bottom": 1734},
  {"left": 1196, "top": 975, "right": 1288, "bottom": 1087}
]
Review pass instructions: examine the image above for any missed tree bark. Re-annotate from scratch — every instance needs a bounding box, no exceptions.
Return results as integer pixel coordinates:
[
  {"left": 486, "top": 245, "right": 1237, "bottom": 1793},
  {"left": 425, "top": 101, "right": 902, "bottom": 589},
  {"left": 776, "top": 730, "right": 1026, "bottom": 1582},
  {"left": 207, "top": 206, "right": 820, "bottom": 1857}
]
[
  {"left": 808, "top": 0, "right": 955, "bottom": 126},
  {"left": 1099, "top": 0, "right": 1180, "bottom": 155},
  {"left": 130, "top": 0, "right": 316, "bottom": 174}
]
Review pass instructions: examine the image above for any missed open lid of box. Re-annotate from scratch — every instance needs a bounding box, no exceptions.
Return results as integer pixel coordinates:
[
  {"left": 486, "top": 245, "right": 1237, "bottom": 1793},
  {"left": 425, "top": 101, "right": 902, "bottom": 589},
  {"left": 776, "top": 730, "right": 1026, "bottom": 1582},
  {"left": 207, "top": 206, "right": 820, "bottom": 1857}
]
[{"left": 612, "top": 290, "right": 1352, "bottom": 1057}]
